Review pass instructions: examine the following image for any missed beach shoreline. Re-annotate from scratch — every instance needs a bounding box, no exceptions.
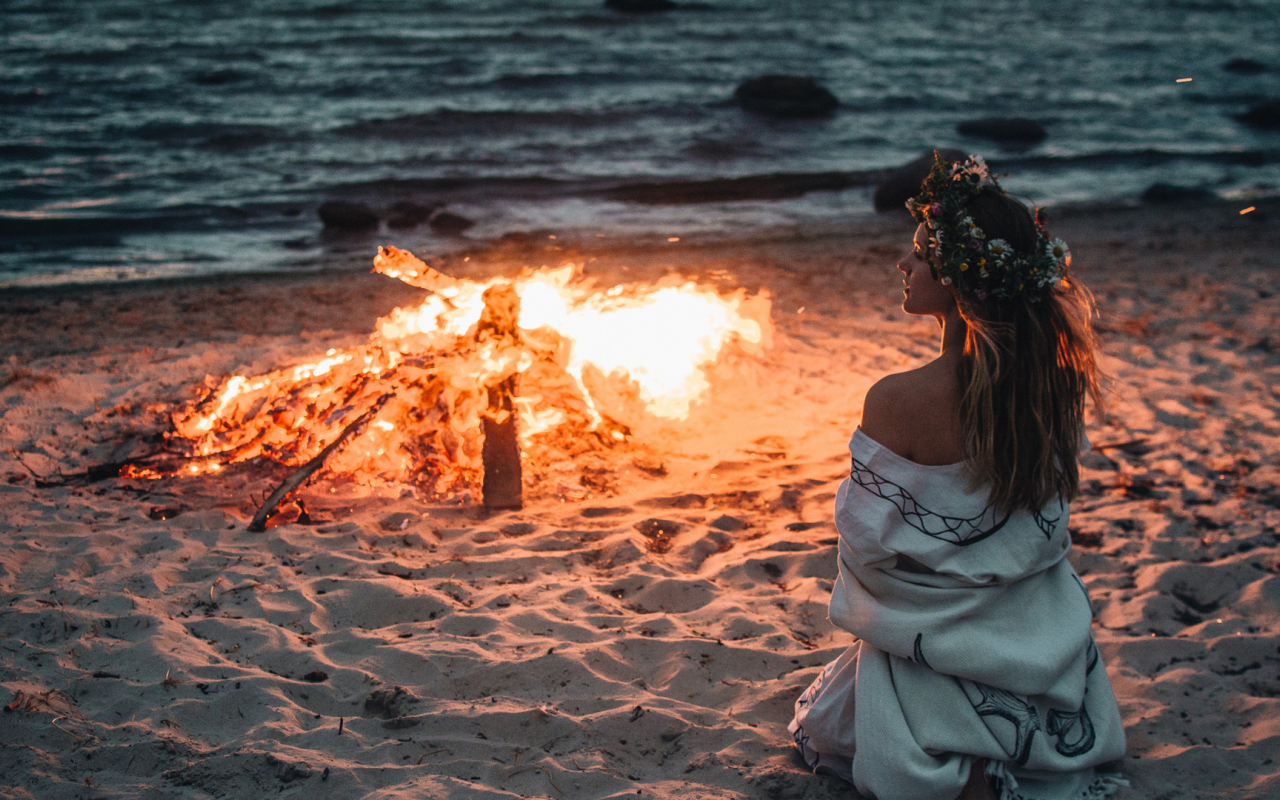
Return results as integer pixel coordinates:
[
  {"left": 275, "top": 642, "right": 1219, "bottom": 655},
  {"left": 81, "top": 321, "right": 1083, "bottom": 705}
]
[
  {"left": 2, "top": 197, "right": 1279, "bottom": 799},
  {"left": 3, "top": 193, "right": 1272, "bottom": 295}
]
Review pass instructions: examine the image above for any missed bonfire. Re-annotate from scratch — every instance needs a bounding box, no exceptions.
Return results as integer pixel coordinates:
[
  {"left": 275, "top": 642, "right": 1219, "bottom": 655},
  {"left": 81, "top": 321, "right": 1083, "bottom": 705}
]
[{"left": 121, "top": 247, "right": 772, "bottom": 528}]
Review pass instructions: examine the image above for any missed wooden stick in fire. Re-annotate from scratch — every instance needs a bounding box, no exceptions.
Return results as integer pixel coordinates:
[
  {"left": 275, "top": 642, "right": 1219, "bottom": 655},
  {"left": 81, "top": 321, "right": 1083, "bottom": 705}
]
[
  {"left": 372, "top": 246, "right": 460, "bottom": 293},
  {"left": 248, "top": 393, "right": 393, "bottom": 532},
  {"left": 372, "top": 245, "right": 523, "bottom": 508},
  {"left": 476, "top": 282, "right": 524, "bottom": 510}
]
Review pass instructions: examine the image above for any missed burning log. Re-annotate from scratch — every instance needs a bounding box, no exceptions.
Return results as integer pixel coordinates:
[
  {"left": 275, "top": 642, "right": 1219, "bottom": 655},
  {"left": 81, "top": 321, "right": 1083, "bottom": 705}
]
[
  {"left": 476, "top": 282, "right": 523, "bottom": 510},
  {"left": 248, "top": 393, "right": 392, "bottom": 532},
  {"left": 371, "top": 245, "right": 460, "bottom": 294}
]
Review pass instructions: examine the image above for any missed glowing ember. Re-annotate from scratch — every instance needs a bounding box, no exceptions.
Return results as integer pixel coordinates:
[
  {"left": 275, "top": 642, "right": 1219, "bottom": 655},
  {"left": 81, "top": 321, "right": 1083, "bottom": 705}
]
[{"left": 134, "top": 246, "right": 771, "bottom": 497}]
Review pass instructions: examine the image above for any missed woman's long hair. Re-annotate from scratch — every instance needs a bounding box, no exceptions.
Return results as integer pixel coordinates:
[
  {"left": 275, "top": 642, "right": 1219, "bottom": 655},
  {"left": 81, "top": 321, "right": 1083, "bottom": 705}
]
[{"left": 955, "top": 189, "right": 1103, "bottom": 514}]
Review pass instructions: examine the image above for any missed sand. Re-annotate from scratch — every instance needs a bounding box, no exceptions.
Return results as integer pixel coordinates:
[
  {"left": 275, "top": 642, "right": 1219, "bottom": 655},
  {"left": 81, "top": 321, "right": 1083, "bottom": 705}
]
[{"left": 2, "top": 198, "right": 1278, "bottom": 799}]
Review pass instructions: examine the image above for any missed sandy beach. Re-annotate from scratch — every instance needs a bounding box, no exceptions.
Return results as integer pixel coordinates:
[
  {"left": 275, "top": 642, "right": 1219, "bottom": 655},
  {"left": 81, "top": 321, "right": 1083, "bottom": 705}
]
[{"left": 2, "top": 197, "right": 1279, "bottom": 799}]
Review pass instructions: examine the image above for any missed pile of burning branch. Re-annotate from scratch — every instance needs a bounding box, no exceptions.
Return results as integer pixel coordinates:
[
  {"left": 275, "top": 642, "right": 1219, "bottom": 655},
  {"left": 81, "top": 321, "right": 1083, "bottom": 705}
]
[{"left": 116, "top": 247, "right": 771, "bottom": 529}]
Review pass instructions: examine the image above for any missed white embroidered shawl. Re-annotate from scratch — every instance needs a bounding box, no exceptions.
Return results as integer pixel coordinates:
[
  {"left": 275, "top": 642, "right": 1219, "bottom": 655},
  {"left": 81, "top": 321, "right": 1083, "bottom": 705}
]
[{"left": 823, "top": 428, "right": 1126, "bottom": 800}]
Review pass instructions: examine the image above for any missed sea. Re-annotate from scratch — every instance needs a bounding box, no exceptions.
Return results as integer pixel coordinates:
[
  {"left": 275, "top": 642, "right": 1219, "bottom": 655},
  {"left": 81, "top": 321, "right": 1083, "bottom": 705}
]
[{"left": 3, "top": 0, "right": 1278, "bottom": 288}]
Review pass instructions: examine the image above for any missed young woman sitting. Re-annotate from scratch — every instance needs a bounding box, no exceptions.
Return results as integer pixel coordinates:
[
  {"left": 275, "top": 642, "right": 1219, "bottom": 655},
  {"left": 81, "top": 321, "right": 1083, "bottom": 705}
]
[{"left": 788, "top": 155, "right": 1127, "bottom": 800}]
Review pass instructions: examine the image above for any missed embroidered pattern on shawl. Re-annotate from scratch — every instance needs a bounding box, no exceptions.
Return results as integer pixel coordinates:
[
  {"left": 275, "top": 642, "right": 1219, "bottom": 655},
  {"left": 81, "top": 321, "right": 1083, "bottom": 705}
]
[
  {"left": 967, "top": 683, "right": 1042, "bottom": 765},
  {"left": 851, "top": 456, "right": 1067, "bottom": 545},
  {"left": 849, "top": 456, "right": 1009, "bottom": 546}
]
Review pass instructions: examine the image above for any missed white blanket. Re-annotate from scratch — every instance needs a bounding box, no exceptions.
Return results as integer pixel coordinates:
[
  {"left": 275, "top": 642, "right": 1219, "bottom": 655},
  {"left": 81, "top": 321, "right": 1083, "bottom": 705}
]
[{"left": 790, "top": 429, "right": 1126, "bottom": 800}]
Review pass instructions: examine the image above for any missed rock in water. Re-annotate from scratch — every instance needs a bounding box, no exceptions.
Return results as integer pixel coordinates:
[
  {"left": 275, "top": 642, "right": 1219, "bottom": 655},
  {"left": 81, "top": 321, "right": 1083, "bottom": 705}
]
[
  {"left": 1223, "top": 58, "right": 1268, "bottom": 74},
  {"left": 318, "top": 200, "right": 378, "bottom": 231},
  {"left": 1140, "top": 183, "right": 1217, "bottom": 204},
  {"left": 956, "top": 117, "right": 1047, "bottom": 144},
  {"left": 1237, "top": 100, "right": 1280, "bottom": 130},
  {"left": 428, "top": 209, "right": 476, "bottom": 236},
  {"left": 734, "top": 75, "right": 838, "bottom": 118},
  {"left": 873, "top": 149, "right": 967, "bottom": 212},
  {"left": 605, "top": 0, "right": 676, "bottom": 12},
  {"left": 386, "top": 200, "right": 439, "bottom": 230}
]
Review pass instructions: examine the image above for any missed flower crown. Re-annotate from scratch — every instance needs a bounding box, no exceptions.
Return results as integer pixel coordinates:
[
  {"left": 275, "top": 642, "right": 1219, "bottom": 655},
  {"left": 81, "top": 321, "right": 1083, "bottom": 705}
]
[{"left": 905, "top": 154, "right": 1069, "bottom": 302}]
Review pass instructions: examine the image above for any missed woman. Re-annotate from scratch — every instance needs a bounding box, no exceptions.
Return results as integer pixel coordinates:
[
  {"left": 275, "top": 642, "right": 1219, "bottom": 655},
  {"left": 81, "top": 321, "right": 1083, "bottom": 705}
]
[{"left": 788, "top": 155, "right": 1126, "bottom": 800}]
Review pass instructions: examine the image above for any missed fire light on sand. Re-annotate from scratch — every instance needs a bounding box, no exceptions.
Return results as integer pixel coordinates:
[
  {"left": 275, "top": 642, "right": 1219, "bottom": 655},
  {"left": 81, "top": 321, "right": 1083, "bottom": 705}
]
[{"left": 126, "top": 247, "right": 771, "bottom": 507}]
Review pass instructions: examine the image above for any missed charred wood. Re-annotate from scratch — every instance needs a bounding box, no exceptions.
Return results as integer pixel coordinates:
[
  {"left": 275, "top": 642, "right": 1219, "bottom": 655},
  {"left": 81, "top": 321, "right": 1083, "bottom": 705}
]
[{"left": 482, "top": 375, "right": 522, "bottom": 509}]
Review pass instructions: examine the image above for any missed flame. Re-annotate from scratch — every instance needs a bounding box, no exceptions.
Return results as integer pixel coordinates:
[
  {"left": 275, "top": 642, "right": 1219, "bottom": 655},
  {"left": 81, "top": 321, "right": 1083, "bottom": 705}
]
[
  {"left": 518, "top": 275, "right": 764, "bottom": 419},
  {"left": 151, "top": 247, "right": 771, "bottom": 496},
  {"left": 376, "top": 263, "right": 766, "bottom": 422},
  {"left": 513, "top": 394, "right": 566, "bottom": 438}
]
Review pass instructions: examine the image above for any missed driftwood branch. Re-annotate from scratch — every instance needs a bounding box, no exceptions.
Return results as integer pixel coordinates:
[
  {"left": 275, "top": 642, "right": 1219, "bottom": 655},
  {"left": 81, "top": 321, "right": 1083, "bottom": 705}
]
[
  {"left": 248, "top": 393, "right": 393, "bottom": 532},
  {"left": 7, "top": 448, "right": 167, "bottom": 487},
  {"left": 15, "top": 434, "right": 273, "bottom": 488}
]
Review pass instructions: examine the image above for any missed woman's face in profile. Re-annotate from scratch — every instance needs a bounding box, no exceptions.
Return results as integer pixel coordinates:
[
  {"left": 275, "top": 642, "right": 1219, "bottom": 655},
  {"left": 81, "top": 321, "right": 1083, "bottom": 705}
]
[{"left": 897, "top": 224, "right": 956, "bottom": 318}]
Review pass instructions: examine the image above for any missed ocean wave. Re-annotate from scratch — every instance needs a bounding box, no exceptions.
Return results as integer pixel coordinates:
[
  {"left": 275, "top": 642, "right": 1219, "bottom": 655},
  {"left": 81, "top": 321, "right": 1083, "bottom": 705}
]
[
  {"left": 995, "top": 148, "right": 1280, "bottom": 171},
  {"left": 333, "top": 108, "right": 652, "bottom": 139},
  {"left": 0, "top": 89, "right": 49, "bottom": 106},
  {"left": 322, "top": 170, "right": 883, "bottom": 206},
  {"left": 493, "top": 71, "right": 631, "bottom": 90},
  {"left": 1184, "top": 91, "right": 1274, "bottom": 106},
  {"left": 600, "top": 172, "right": 876, "bottom": 205},
  {"left": 0, "top": 143, "right": 57, "bottom": 160},
  {"left": 131, "top": 122, "right": 295, "bottom": 150},
  {"left": 189, "top": 69, "right": 256, "bottom": 87},
  {"left": 41, "top": 47, "right": 144, "bottom": 66},
  {"left": 0, "top": 204, "right": 268, "bottom": 249}
]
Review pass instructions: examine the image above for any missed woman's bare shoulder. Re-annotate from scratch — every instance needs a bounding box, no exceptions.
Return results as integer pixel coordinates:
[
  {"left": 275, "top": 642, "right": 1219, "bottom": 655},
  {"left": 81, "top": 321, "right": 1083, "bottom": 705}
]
[
  {"left": 860, "top": 361, "right": 962, "bottom": 464},
  {"left": 861, "top": 371, "right": 926, "bottom": 450}
]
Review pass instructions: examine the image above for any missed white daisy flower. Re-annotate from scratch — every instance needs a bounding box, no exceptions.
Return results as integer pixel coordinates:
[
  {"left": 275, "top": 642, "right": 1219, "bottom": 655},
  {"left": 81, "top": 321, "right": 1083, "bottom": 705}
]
[
  {"left": 969, "top": 155, "right": 993, "bottom": 185},
  {"left": 1047, "top": 238, "right": 1070, "bottom": 264}
]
